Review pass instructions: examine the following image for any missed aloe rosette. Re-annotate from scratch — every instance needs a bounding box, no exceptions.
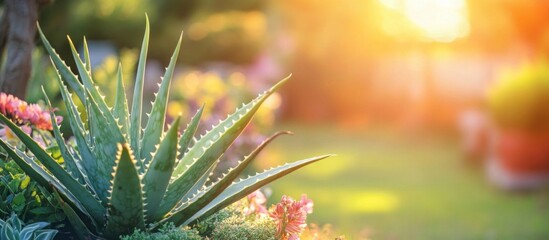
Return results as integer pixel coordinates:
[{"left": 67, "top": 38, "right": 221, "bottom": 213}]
[{"left": 0, "top": 18, "right": 330, "bottom": 239}]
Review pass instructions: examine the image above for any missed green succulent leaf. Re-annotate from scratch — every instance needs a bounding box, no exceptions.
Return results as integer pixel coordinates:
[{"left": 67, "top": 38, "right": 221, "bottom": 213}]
[
  {"left": 86, "top": 90, "right": 126, "bottom": 204},
  {"left": 105, "top": 144, "right": 145, "bottom": 239},
  {"left": 82, "top": 37, "right": 92, "bottom": 73},
  {"left": 52, "top": 68, "right": 98, "bottom": 186},
  {"left": 67, "top": 36, "right": 113, "bottom": 119},
  {"left": 143, "top": 117, "right": 181, "bottom": 219},
  {"left": 52, "top": 190, "right": 100, "bottom": 240},
  {"left": 159, "top": 76, "right": 290, "bottom": 217},
  {"left": 181, "top": 154, "right": 331, "bottom": 226},
  {"left": 177, "top": 105, "right": 204, "bottom": 163},
  {"left": 161, "top": 131, "right": 291, "bottom": 224},
  {"left": 42, "top": 88, "right": 88, "bottom": 186},
  {"left": 0, "top": 139, "right": 86, "bottom": 219},
  {"left": 37, "top": 23, "right": 86, "bottom": 103},
  {"left": 140, "top": 32, "right": 183, "bottom": 169},
  {"left": 0, "top": 113, "right": 106, "bottom": 226},
  {"left": 130, "top": 15, "right": 150, "bottom": 161},
  {"left": 113, "top": 63, "right": 130, "bottom": 141}
]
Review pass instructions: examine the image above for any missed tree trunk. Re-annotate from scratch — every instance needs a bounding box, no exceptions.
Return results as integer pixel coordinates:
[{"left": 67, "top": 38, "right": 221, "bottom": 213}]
[{"left": 0, "top": 0, "right": 39, "bottom": 99}]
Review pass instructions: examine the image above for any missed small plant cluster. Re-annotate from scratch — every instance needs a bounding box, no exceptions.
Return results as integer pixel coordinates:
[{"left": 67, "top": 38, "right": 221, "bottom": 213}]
[
  {"left": 0, "top": 19, "right": 329, "bottom": 239},
  {"left": 168, "top": 70, "right": 281, "bottom": 179},
  {"left": 0, "top": 213, "right": 57, "bottom": 240},
  {"left": 0, "top": 159, "right": 65, "bottom": 225}
]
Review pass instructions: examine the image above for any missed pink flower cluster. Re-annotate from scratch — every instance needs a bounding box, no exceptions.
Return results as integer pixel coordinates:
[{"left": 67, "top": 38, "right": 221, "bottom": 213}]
[
  {"left": 269, "top": 195, "right": 314, "bottom": 240},
  {"left": 243, "top": 190, "right": 269, "bottom": 216},
  {"left": 0, "top": 92, "right": 61, "bottom": 130}
]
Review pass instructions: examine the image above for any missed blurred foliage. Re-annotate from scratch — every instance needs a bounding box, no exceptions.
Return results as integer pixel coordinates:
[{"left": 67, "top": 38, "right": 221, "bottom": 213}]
[
  {"left": 488, "top": 60, "right": 549, "bottom": 131},
  {"left": 0, "top": 158, "right": 65, "bottom": 225},
  {"left": 168, "top": 70, "right": 281, "bottom": 176},
  {"left": 26, "top": 48, "right": 137, "bottom": 135},
  {"left": 39, "top": 0, "right": 269, "bottom": 66}
]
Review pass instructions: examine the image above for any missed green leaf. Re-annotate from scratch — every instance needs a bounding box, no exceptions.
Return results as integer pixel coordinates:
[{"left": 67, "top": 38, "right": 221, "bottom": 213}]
[
  {"left": 33, "top": 230, "right": 58, "bottom": 240},
  {"left": 19, "top": 222, "right": 49, "bottom": 240},
  {"left": 143, "top": 117, "right": 180, "bottom": 220},
  {"left": 82, "top": 37, "right": 92, "bottom": 73},
  {"left": 113, "top": 63, "right": 130, "bottom": 141},
  {"left": 105, "top": 144, "right": 145, "bottom": 239},
  {"left": 0, "top": 113, "right": 106, "bottom": 226},
  {"left": 177, "top": 106, "right": 203, "bottom": 165},
  {"left": 130, "top": 15, "right": 150, "bottom": 161},
  {"left": 52, "top": 67, "right": 98, "bottom": 190},
  {"left": 86, "top": 90, "right": 126, "bottom": 204},
  {"left": 140, "top": 32, "right": 182, "bottom": 169},
  {"left": 160, "top": 76, "right": 290, "bottom": 216},
  {"left": 161, "top": 131, "right": 290, "bottom": 224},
  {"left": 2, "top": 221, "right": 15, "bottom": 240},
  {"left": 51, "top": 61, "right": 86, "bottom": 138},
  {"left": 67, "top": 36, "right": 114, "bottom": 119},
  {"left": 0, "top": 139, "right": 86, "bottom": 218},
  {"left": 180, "top": 154, "right": 331, "bottom": 226},
  {"left": 52, "top": 190, "right": 100, "bottom": 240},
  {"left": 37, "top": 23, "right": 86, "bottom": 104},
  {"left": 43, "top": 88, "right": 90, "bottom": 188}
]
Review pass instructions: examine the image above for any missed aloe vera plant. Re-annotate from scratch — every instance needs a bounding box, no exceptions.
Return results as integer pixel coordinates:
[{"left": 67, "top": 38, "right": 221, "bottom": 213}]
[{"left": 0, "top": 18, "right": 330, "bottom": 239}]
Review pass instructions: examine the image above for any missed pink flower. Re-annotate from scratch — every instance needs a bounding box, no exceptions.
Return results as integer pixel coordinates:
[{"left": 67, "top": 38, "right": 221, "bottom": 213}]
[
  {"left": 243, "top": 190, "right": 268, "bottom": 216},
  {"left": 0, "top": 92, "right": 61, "bottom": 131},
  {"left": 269, "top": 194, "right": 314, "bottom": 240}
]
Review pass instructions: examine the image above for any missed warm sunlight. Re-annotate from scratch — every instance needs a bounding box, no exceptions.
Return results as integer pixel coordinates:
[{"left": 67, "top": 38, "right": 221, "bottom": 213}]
[{"left": 380, "top": 0, "right": 470, "bottom": 42}]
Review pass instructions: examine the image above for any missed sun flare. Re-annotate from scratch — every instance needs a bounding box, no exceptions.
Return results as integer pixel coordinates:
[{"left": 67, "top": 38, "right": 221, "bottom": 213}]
[{"left": 380, "top": 0, "right": 470, "bottom": 42}]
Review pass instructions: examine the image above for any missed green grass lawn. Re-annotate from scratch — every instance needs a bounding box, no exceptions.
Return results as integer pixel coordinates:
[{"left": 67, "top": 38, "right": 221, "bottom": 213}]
[{"left": 261, "top": 124, "right": 549, "bottom": 239}]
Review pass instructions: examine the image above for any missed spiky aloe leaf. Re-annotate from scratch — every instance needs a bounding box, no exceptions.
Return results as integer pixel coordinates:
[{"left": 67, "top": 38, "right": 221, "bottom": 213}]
[
  {"left": 160, "top": 131, "right": 291, "bottom": 223},
  {"left": 67, "top": 36, "right": 110, "bottom": 114},
  {"left": 51, "top": 66, "right": 99, "bottom": 190},
  {"left": 51, "top": 61, "right": 86, "bottom": 137},
  {"left": 143, "top": 117, "right": 180, "bottom": 219},
  {"left": 37, "top": 24, "right": 86, "bottom": 104},
  {"left": 82, "top": 37, "right": 92, "bottom": 73},
  {"left": 177, "top": 106, "right": 203, "bottom": 163},
  {"left": 158, "top": 76, "right": 290, "bottom": 217},
  {"left": 1, "top": 143, "right": 98, "bottom": 233},
  {"left": 86, "top": 90, "right": 126, "bottom": 203},
  {"left": 140, "top": 32, "right": 183, "bottom": 168},
  {"left": 105, "top": 144, "right": 145, "bottom": 239},
  {"left": 166, "top": 155, "right": 331, "bottom": 227},
  {"left": 130, "top": 15, "right": 150, "bottom": 161},
  {"left": 42, "top": 88, "right": 87, "bottom": 186},
  {"left": 113, "top": 64, "right": 130, "bottom": 140},
  {"left": 52, "top": 189, "right": 101, "bottom": 240},
  {"left": 0, "top": 113, "right": 106, "bottom": 226}
]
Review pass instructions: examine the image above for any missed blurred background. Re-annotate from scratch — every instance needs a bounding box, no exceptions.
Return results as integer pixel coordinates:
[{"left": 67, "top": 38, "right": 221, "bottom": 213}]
[{"left": 5, "top": 0, "right": 549, "bottom": 238}]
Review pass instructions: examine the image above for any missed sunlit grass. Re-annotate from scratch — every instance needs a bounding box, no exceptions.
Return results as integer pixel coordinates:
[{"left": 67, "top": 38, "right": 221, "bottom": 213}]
[{"left": 263, "top": 124, "right": 549, "bottom": 239}]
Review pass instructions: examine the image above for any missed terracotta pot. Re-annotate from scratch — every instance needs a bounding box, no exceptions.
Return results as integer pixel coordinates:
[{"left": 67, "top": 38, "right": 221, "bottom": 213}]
[{"left": 493, "top": 130, "right": 549, "bottom": 174}]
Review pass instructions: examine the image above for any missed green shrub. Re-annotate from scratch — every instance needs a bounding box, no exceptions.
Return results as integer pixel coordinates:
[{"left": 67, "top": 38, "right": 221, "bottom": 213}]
[
  {"left": 0, "top": 159, "right": 65, "bottom": 225},
  {"left": 120, "top": 223, "right": 202, "bottom": 240},
  {"left": 211, "top": 214, "right": 276, "bottom": 240}
]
